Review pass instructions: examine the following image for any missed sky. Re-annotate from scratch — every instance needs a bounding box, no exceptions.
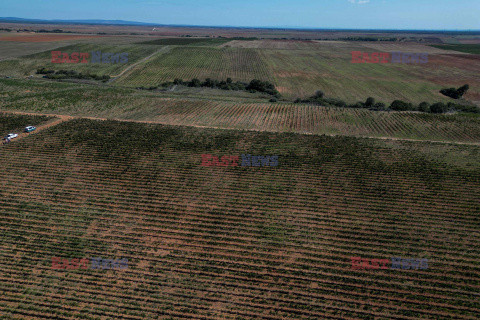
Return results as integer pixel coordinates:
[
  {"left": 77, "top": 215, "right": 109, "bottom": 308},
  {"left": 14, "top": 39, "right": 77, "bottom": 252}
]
[{"left": 1, "top": 0, "right": 479, "bottom": 30}]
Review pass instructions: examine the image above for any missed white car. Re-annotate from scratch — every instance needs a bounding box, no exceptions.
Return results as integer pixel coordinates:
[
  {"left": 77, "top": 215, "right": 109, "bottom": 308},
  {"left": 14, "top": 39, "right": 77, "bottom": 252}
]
[{"left": 4, "top": 133, "right": 18, "bottom": 140}]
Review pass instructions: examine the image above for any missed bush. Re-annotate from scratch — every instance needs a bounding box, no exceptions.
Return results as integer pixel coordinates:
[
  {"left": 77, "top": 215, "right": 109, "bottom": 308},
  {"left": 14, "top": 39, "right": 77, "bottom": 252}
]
[
  {"left": 418, "top": 102, "right": 430, "bottom": 112},
  {"left": 36, "top": 67, "right": 55, "bottom": 75},
  {"left": 348, "top": 102, "right": 365, "bottom": 109},
  {"left": 430, "top": 102, "right": 447, "bottom": 113},
  {"left": 457, "top": 84, "right": 469, "bottom": 97},
  {"left": 390, "top": 100, "right": 414, "bottom": 111},
  {"left": 323, "top": 98, "right": 347, "bottom": 108},
  {"left": 246, "top": 79, "right": 281, "bottom": 97},
  {"left": 188, "top": 78, "right": 201, "bottom": 87},
  {"left": 313, "top": 90, "right": 324, "bottom": 99},
  {"left": 365, "top": 97, "right": 375, "bottom": 107},
  {"left": 440, "top": 88, "right": 459, "bottom": 99},
  {"left": 454, "top": 104, "right": 480, "bottom": 113},
  {"left": 173, "top": 78, "right": 184, "bottom": 85},
  {"left": 203, "top": 78, "right": 217, "bottom": 88},
  {"left": 36, "top": 67, "right": 110, "bottom": 82},
  {"left": 440, "top": 84, "right": 469, "bottom": 99},
  {"left": 372, "top": 102, "right": 387, "bottom": 111}
]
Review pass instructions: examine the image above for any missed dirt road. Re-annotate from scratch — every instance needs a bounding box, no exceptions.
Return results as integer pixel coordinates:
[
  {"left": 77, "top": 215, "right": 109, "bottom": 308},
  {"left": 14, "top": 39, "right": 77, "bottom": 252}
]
[
  {"left": 107, "top": 46, "right": 172, "bottom": 83},
  {"left": 1, "top": 114, "right": 72, "bottom": 145}
]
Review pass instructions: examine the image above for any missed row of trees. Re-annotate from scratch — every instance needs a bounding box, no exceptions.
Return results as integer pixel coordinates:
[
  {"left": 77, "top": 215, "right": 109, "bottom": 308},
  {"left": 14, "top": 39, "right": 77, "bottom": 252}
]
[
  {"left": 5, "top": 28, "right": 72, "bottom": 33},
  {"left": 154, "top": 78, "right": 281, "bottom": 97},
  {"left": 336, "top": 37, "right": 398, "bottom": 42},
  {"left": 295, "top": 90, "right": 479, "bottom": 114},
  {"left": 389, "top": 100, "right": 478, "bottom": 113},
  {"left": 36, "top": 68, "right": 110, "bottom": 82},
  {"left": 35, "top": 29, "right": 73, "bottom": 33}
]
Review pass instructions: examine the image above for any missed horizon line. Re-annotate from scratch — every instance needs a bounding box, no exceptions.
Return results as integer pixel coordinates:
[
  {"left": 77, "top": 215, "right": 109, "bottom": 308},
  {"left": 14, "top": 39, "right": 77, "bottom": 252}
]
[{"left": 1, "top": 17, "right": 480, "bottom": 32}]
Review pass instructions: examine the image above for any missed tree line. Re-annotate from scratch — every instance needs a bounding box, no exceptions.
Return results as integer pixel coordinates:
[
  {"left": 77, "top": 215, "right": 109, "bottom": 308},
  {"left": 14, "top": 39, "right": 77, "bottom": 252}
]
[
  {"left": 296, "top": 87, "right": 478, "bottom": 114},
  {"left": 138, "top": 78, "right": 281, "bottom": 98},
  {"left": 36, "top": 68, "right": 110, "bottom": 82}
]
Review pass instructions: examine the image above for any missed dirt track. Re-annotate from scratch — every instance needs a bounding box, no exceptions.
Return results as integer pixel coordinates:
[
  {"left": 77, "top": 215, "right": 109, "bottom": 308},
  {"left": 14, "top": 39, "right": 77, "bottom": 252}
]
[
  {"left": 108, "top": 46, "right": 172, "bottom": 83},
  {"left": 1, "top": 114, "right": 72, "bottom": 145}
]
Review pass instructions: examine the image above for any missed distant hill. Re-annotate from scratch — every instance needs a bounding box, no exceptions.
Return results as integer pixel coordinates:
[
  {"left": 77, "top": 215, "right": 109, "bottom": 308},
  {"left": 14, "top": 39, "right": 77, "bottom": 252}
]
[
  {"left": 0, "top": 17, "right": 154, "bottom": 26},
  {"left": 1, "top": 17, "right": 479, "bottom": 33}
]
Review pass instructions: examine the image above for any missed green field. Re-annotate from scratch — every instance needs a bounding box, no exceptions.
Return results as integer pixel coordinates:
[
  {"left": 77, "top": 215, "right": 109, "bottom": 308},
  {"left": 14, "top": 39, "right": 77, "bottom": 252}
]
[{"left": 115, "top": 46, "right": 272, "bottom": 86}]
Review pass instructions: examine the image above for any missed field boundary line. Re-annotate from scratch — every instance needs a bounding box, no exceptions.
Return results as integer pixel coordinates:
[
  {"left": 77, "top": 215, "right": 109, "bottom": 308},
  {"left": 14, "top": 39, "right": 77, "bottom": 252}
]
[{"left": 1, "top": 109, "right": 479, "bottom": 146}]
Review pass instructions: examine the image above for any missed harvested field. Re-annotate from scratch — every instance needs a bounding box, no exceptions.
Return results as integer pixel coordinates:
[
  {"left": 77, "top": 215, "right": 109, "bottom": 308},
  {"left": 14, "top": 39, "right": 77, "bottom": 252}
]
[
  {"left": 0, "top": 35, "right": 153, "bottom": 61},
  {"left": 0, "top": 43, "right": 160, "bottom": 77},
  {"left": 0, "top": 117, "right": 479, "bottom": 319}
]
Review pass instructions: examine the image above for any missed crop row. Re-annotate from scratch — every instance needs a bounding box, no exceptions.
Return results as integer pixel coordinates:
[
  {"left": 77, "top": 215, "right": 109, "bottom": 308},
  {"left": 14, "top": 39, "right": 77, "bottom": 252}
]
[
  {"left": 0, "top": 118, "right": 478, "bottom": 319},
  {"left": 115, "top": 47, "right": 273, "bottom": 87}
]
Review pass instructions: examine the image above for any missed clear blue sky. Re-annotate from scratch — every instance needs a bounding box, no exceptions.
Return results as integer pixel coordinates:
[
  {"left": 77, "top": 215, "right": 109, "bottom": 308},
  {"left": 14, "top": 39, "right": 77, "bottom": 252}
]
[{"left": 2, "top": 0, "right": 479, "bottom": 30}]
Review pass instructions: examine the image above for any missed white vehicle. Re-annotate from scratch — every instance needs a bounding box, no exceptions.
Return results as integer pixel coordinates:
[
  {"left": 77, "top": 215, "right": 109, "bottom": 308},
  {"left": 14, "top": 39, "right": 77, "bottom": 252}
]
[{"left": 4, "top": 133, "right": 18, "bottom": 140}]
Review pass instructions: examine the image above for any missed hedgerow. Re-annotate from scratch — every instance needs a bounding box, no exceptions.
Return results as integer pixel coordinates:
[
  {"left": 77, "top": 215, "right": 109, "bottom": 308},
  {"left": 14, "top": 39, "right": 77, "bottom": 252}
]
[
  {"left": 36, "top": 68, "right": 110, "bottom": 82},
  {"left": 149, "top": 78, "right": 281, "bottom": 97},
  {"left": 296, "top": 90, "right": 479, "bottom": 114}
]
